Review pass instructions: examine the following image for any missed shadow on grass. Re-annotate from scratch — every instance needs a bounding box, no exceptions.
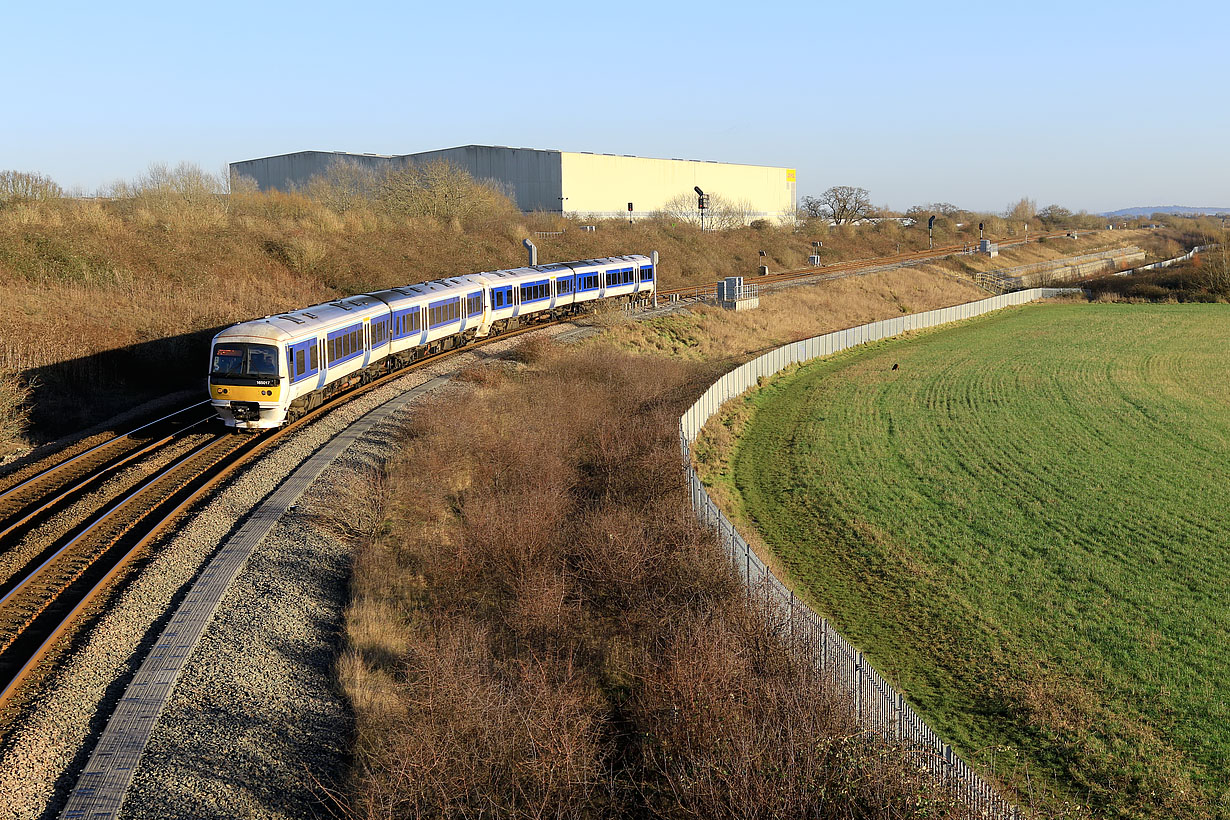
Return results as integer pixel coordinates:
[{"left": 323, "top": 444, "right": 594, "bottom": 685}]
[{"left": 20, "top": 326, "right": 223, "bottom": 443}]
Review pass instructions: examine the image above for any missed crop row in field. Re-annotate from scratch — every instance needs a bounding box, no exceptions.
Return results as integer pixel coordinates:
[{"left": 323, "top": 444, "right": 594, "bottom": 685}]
[{"left": 718, "top": 303, "right": 1230, "bottom": 818}]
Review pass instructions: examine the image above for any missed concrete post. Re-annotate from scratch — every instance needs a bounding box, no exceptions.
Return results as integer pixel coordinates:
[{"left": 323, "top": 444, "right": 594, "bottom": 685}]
[{"left": 652, "top": 250, "right": 659, "bottom": 308}]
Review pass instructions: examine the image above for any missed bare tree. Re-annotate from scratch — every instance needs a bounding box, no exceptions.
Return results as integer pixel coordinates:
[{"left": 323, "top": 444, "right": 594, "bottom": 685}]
[
  {"left": 656, "top": 191, "right": 755, "bottom": 229},
  {"left": 801, "top": 186, "right": 872, "bottom": 224},
  {"left": 0, "top": 170, "right": 63, "bottom": 205},
  {"left": 1038, "top": 204, "right": 1073, "bottom": 226},
  {"left": 379, "top": 159, "right": 512, "bottom": 222},
  {"left": 301, "top": 159, "right": 382, "bottom": 213},
  {"left": 1006, "top": 197, "right": 1037, "bottom": 221}
]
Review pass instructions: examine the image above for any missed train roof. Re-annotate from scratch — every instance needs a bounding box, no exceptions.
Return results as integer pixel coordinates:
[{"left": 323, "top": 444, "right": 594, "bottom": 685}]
[
  {"left": 216, "top": 295, "right": 389, "bottom": 342},
  {"left": 366, "top": 274, "right": 485, "bottom": 308}
]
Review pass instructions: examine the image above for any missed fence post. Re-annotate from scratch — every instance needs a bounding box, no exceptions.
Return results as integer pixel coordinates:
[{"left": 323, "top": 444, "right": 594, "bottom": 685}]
[
  {"left": 745, "top": 540, "right": 751, "bottom": 592},
  {"left": 855, "top": 654, "right": 863, "bottom": 724},
  {"left": 820, "top": 617, "right": 827, "bottom": 674}
]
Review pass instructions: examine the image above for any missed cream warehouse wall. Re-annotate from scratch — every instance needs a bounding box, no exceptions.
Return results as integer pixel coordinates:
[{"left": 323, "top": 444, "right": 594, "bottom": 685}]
[{"left": 559, "top": 152, "right": 796, "bottom": 222}]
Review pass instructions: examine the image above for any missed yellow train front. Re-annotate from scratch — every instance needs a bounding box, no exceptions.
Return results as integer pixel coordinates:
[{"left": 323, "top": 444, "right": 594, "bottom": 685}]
[{"left": 208, "top": 295, "right": 392, "bottom": 430}]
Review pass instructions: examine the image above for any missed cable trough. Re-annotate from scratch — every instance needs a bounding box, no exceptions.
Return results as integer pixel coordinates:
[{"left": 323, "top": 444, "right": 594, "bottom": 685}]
[{"left": 59, "top": 375, "right": 450, "bottom": 819}]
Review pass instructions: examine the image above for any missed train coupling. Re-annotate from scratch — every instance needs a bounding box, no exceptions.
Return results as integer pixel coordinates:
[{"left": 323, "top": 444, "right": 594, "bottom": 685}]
[{"left": 230, "top": 401, "right": 262, "bottom": 422}]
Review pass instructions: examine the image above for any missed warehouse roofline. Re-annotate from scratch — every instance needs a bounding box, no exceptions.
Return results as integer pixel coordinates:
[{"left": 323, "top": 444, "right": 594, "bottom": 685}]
[{"left": 233, "top": 145, "right": 789, "bottom": 172}]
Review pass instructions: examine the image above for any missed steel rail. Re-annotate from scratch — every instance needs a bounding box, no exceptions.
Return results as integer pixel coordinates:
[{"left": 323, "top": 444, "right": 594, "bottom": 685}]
[
  {"left": 657, "top": 231, "right": 1074, "bottom": 299},
  {"left": 0, "top": 401, "right": 213, "bottom": 508},
  {"left": 0, "top": 318, "right": 560, "bottom": 711},
  {"left": 0, "top": 417, "right": 214, "bottom": 550},
  {"left": 0, "top": 434, "right": 236, "bottom": 656}
]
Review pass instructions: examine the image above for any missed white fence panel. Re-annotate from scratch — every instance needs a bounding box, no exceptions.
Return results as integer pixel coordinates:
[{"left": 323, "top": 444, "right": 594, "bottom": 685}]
[{"left": 677, "top": 291, "right": 1075, "bottom": 818}]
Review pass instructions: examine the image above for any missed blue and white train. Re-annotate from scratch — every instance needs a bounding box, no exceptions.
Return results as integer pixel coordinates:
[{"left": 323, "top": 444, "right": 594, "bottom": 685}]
[{"left": 208, "top": 254, "right": 656, "bottom": 429}]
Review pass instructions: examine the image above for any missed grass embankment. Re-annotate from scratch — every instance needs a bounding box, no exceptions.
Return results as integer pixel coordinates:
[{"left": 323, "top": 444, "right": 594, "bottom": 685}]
[
  {"left": 0, "top": 174, "right": 1165, "bottom": 442},
  {"left": 334, "top": 342, "right": 957, "bottom": 819},
  {"left": 700, "top": 303, "right": 1230, "bottom": 818},
  {"left": 334, "top": 272, "right": 994, "bottom": 818},
  {"left": 602, "top": 266, "right": 988, "bottom": 360}
]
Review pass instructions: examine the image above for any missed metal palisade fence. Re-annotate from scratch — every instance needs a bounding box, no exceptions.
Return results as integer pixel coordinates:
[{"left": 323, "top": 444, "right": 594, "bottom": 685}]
[{"left": 679, "top": 288, "right": 1076, "bottom": 819}]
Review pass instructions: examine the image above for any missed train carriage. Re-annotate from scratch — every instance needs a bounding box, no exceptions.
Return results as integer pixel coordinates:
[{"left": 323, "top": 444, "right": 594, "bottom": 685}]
[
  {"left": 209, "top": 252, "right": 657, "bottom": 430},
  {"left": 209, "top": 296, "right": 391, "bottom": 430}
]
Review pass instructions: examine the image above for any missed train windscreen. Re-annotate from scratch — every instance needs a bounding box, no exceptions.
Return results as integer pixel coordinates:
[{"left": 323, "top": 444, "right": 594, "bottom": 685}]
[{"left": 211, "top": 343, "right": 280, "bottom": 379}]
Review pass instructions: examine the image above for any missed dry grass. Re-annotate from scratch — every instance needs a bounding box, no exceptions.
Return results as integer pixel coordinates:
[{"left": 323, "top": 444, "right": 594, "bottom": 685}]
[
  {"left": 336, "top": 343, "right": 966, "bottom": 819},
  {"left": 0, "top": 166, "right": 1178, "bottom": 441},
  {"left": 602, "top": 266, "right": 987, "bottom": 362}
]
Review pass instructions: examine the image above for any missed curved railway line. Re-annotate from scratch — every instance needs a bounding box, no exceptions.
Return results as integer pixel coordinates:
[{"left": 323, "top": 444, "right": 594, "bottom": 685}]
[
  {"left": 0, "top": 230, "right": 1086, "bottom": 817},
  {"left": 0, "top": 233, "right": 1077, "bottom": 718},
  {"left": 0, "top": 319, "right": 558, "bottom": 717},
  {"left": 656, "top": 231, "right": 1073, "bottom": 300}
]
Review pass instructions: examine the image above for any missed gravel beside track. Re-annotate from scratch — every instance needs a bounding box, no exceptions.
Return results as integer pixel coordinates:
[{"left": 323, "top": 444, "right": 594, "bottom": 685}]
[{"left": 0, "top": 328, "right": 568, "bottom": 820}]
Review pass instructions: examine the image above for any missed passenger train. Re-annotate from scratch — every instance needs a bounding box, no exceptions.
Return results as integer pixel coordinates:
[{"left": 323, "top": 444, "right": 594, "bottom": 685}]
[{"left": 208, "top": 254, "right": 657, "bottom": 430}]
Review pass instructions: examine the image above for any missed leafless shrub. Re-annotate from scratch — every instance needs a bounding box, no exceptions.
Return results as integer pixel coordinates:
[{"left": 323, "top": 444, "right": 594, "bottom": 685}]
[
  {"left": 503, "top": 334, "right": 553, "bottom": 364},
  {"left": 309, "top": 464, "right": 389, "bottom": 542},
  {"left": 334, "top": 343, "right": 965, "bottom": 819},
  {"left": 105, "top": 162, "right": 229, "bottom": 231},
  {"left": 353, "top": 623, "right": 608, "bottom": 820},
  {"left": 0, "top": 370, "right": 32, "bottom": 460},
  {"left": 301, "top": 159, "right": 383, "bottom": 214},
  {"left": 657, "top": 192, "right": 756, "bottom": 230},
  {"left": 0, "top": 170, "right": 63, "bottom": 205},
  {"left": 380, "top": 160, "right": 516, "bottom": 225}
]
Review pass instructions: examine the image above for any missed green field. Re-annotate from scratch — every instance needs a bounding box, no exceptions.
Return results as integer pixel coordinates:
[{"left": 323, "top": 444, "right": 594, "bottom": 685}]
[{"left": 720, "top": 303, "right": 1230, "bottom": 817}]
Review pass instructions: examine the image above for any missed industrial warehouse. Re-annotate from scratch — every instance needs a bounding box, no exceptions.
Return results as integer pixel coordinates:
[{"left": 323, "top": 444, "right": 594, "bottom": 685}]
[{"left": 229, "top": 145, "right": 797, "bottom": 223}]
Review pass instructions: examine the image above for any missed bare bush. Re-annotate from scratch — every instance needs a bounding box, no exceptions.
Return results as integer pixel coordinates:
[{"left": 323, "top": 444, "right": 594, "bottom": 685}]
[
  {"left": 503, "top": 335, "right": 553, "bottom": 364},
  {"left": 301, "top": 159, "right": 383, "bottom": 214},
  {"left": 380, "top": 160, "right": 516, "bottom": 225},
  {"left": 308, "top": 464, "right": 389, "bottom": 542},
  {"left": 657, "top": 192, "right": 756, "bottom": 230},
  {"left": 104, "top": 162, "right": 229, "bottom": 231},
  {"left": 336, "top": 344, "right": 959, "bottom": 819},
  {"left": 0, "top": 370, "right": 32, "bottom": 460},
  {"left": 0, "top": 170, "right": 63, "bottom": 205}
]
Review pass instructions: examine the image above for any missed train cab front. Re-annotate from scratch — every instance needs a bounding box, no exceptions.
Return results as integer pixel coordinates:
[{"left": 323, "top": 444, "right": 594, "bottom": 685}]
[{"left": 208, "top": 341, "right": 288, "bottom": 430}]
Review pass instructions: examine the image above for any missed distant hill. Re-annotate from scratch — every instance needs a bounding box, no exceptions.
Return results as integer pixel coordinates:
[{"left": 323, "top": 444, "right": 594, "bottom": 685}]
[{"left": 1103, "top": 205, "right": 1230, "bottom": 218}]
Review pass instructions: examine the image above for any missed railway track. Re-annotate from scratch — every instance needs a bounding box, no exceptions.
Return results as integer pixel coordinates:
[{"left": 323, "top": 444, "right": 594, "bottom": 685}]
[
  {"left": 0, "top": 320, "right": 556, "bottom": 716},
  {"left": 657, "top": 231, "right": 1074, "bottom": 300},
  {"left": 0, "top": 235, "right": 1074, "bottom": 715},
  {"left": 0, "top": 402, "right": 214, "bottom": 539}
]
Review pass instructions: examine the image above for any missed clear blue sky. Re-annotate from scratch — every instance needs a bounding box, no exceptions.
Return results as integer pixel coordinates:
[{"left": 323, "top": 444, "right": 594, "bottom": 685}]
[{"left": 5, "top": 0, "right": 1226, "bottom": 213}]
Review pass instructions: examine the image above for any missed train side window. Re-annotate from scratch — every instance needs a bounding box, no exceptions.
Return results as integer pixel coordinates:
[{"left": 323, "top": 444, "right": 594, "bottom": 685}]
[
  {"left": 295, "top": 349, "right": 305, "bottom": 376},
  {"left": 310, "top": 345, "right": 318, "bottom": 371}
]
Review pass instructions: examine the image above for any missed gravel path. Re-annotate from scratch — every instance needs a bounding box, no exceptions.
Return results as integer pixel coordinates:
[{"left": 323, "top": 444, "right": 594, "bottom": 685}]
[{"left": 0, "top": 328, "right": 568, "bottom": 820}]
